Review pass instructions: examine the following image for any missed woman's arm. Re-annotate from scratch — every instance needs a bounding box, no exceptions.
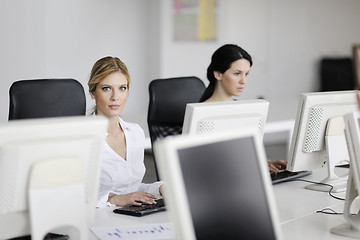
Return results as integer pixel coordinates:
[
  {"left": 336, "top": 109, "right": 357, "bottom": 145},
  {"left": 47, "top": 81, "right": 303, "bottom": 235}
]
[
  {"left": 137, "top": 181, "right": 165, "bottom": 197},
  {"left": 108, "top": 192, "right": 157, "bottom": 207}
]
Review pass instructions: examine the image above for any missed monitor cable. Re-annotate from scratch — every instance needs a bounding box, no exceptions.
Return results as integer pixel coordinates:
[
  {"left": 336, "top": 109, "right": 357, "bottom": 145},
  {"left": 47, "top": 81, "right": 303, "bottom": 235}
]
[
  {"left": 292, "top": 179, "right": 346, "bottom": 215},
  {"left": 290, "top": 178, "right": 345, "bottom": 201}
]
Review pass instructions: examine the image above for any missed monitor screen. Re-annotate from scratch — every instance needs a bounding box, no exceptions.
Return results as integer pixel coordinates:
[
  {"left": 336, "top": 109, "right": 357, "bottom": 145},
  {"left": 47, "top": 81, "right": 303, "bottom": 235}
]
[
  {"left": 154, "top": 130, "right": 281, "bottom": 240},
  {"left": 0, "top": 116, "right": 107, "bottom": 239},
  {"left": 287, "top": 90, "right": 357, "bottom": 191},
  {"left": 182, "top": 99, "right": 269, "bottom": 138},
  {"left": 331, "top": 110, "right": 360, "bottom": 237}
]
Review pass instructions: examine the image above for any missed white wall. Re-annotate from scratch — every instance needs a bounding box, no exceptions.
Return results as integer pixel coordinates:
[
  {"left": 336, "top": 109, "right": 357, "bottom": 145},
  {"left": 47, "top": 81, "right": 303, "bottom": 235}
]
[
  {"left": 159, "top": 0, "right": 360, "bottom": 122},
  {"left": 0, "top": 0, "right": 155, "bottom": 132},
  {"left": 1, "top": 0, "right": 360, "bottom": 137}
]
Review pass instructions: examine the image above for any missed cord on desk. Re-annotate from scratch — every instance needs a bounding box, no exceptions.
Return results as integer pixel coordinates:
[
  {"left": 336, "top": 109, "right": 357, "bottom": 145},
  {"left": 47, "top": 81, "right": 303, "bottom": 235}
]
[
  {"left": 289, "top": 178, "right": 345, "bottom": 201},
  {"left": 316, "top": 207, "right": 357, "bottom": 216},
  {"left": 316, "top": 208, "right": 343, "bottom": 215},
  {"left": 288, "top": 179, "right": 357, "bottom": 216}
]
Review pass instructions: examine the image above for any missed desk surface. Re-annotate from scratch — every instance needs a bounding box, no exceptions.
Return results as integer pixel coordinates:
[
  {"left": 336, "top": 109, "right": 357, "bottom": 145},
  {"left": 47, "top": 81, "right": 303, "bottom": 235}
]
[{"left": 90, "top": 168, "right": 354, "bottom": 240}]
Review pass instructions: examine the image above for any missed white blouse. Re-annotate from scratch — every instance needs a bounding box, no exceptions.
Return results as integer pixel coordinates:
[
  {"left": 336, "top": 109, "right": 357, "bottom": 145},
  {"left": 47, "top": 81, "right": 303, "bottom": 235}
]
[{"left": 97, "top": 117, "right": 163, "bottom": 207}]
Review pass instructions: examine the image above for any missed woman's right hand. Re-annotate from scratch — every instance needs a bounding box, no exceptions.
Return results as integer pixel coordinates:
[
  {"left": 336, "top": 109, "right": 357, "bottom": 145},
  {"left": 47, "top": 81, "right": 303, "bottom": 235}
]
[
  {"left": 108, "top": 192, "right": 157, "bottom": 207},
  {"left": 268, "top": 160, "right": 287, "bottom": 173}
]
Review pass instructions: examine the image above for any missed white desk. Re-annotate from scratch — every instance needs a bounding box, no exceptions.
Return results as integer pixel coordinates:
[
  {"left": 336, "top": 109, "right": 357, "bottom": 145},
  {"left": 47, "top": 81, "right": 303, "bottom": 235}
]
[
  {"left": 89, "top": 168, "right": 353, "bottom": 240},
  {"left": 275, "top": 167, "right": 347, "bottom": 223},
  {"left": 275, "top": 168, "right": 354, "bottom": 240},
  {"left": 281, "top": 205, "right": 353, "bottom": 240}
]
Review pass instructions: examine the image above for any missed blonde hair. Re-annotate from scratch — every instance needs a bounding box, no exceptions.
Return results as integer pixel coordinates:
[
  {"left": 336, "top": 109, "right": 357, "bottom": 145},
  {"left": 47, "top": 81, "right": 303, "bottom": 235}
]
[{"left": 88, "top": 56, "right": 130, "bottom": 94}]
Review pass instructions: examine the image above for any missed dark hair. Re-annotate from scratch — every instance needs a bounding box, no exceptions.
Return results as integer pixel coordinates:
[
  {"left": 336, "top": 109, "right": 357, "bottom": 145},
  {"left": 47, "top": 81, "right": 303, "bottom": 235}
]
[{"left": 200, "top": 44, "right": 252, "bottom": 102}]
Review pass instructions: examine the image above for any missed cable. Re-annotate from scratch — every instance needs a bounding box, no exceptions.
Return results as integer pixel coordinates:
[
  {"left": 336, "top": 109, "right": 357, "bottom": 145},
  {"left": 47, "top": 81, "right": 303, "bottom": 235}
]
[
  {"left": 316, "top": 207, "right": 343, "bottom": 215},
  {"left": 287, "top": 178, "right": 360, "bottom": 216},
  {"left": 315, "top": 207, "right": 357, "bottom": 216},
  {"left": 289, "top": 178, "right": 345, "bottom": 201}
]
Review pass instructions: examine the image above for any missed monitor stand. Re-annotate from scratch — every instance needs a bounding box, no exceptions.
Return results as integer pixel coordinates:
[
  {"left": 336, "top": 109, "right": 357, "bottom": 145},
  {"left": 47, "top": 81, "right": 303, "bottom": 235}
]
[
  {"left": 331, "top": 170, "right": 360, "bottom": 238},
  {"left": 28, "top": 157, "right": 88, "bottom": 240},
  {"left": 305, "top": 116, "right": 349, "bottom": 193}
]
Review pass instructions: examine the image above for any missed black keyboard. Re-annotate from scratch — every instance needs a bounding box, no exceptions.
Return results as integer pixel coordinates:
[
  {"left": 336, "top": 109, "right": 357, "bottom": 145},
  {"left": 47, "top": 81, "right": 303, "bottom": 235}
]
[
  {"left": 113, "top": 198, "right": 166, "bottom": 217},
  {"left": 271, "top": 170, "right": 312, "bottom": 184},
  {"left": 10, "top": 233, "right": 69, "bottom": 240}
]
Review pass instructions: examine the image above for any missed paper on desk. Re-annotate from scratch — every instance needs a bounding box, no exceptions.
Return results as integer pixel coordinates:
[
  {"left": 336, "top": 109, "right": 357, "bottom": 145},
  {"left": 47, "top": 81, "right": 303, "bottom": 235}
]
[{"left": 90, "top": 222, "right": 174, "bottom": 240}]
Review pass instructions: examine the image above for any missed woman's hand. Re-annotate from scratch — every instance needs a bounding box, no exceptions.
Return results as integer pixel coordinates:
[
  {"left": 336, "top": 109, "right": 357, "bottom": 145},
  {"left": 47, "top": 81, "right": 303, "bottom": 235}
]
[
  {"left": 268, "top": 160, "right": 287, "bottom": 174},
  {"left": 108, "top": 192, "right": 157, "bottom": 207}
]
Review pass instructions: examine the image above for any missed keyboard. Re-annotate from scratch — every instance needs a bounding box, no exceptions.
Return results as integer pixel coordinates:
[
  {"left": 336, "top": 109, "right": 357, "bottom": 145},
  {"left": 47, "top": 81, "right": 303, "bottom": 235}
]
[
  {"left": 271, "top": 170, "right": 312, "bottom": 184},
  {"left": 10, "top": 233, "right": 69, "bottom": 240},
  {"left": 113, "top": 198, "right": 166, "bottom": 217}
]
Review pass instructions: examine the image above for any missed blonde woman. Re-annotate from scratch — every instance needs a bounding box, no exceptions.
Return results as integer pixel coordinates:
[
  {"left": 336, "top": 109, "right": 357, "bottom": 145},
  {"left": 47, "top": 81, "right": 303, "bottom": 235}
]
[{"left": 88, "top": 56, "right": 164, "bottom": 207}]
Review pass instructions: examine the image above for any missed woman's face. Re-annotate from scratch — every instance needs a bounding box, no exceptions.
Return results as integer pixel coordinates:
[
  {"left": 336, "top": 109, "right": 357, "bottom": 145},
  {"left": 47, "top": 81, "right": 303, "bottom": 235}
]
[
  {"left": 215, "top": 59, "right": 251, "bottom": 97},
  {"left": 90, "top": 71, "right": 129, "bottom": 118}
]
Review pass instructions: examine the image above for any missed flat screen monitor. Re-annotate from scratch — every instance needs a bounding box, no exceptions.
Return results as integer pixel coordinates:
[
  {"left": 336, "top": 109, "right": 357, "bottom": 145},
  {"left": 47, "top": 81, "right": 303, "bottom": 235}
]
[
  {"left": 182, "top": 99, "right": 269, "bottom": 138},
  {"left": 0, "top": 116, "right": 107, "bottom": 239},
  {"left": 154, "top": 129, "right": 282, "bottom": 240},
  {"left": 287, "top": 90, "right": 357, "bottom": 192},
  {"left": 331, "top": 110, "right": 360, "bottom": 238}
]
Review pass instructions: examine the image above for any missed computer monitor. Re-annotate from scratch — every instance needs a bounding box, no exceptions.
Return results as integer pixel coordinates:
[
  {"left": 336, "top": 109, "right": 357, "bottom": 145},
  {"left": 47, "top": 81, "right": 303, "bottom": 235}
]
[
  {"left": 0, "top": 116, "right": 107, "bottom": 239},
  {"left": 331, "top": 110, "right": 360, "bottom": 238},
  {"left": 154, "top": 129, "right": 282, "bottom": 240},
  {"left": 182, "top": 99, "right": 269, "bottom": 138},
  {"left": 287, "top": 90, "right": 357, "bottom": 192}
]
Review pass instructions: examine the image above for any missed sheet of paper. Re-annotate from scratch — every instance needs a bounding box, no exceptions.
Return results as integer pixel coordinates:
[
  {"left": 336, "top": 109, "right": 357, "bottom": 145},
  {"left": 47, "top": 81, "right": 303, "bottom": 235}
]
[{"left": 90, "top": 222, "right": 174, "bottom": 240}]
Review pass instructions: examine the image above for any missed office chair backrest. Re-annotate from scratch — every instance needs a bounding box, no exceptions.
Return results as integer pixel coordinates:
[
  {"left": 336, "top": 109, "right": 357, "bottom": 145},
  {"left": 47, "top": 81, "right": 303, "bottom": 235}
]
[
  {"left": 8, "top": 78, "right": 86, "bottom": 120},
  {"left": 320, "top": 58, "right": 355, "bottom": 91},
  {"left": 147, "top": 76, "right": 206, "bottom": 144}
]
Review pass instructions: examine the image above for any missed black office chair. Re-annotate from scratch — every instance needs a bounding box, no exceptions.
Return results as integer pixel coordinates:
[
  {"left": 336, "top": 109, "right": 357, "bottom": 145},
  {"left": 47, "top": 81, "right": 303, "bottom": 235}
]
[
  {"left": 147, "top": 76, "right": 206, "bottom": 180},
  {"left": 320, "top": 58, "right": 355, "bottom": 91},
  {"left": 8, "top": 78, "right": 86, "bottom": 120}
]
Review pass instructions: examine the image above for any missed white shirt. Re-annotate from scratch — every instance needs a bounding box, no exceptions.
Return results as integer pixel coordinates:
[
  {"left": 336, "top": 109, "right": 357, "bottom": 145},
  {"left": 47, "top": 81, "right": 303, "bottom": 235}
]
[{"left": 97, "top": 117, "right": 163, "bottom": 207}]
